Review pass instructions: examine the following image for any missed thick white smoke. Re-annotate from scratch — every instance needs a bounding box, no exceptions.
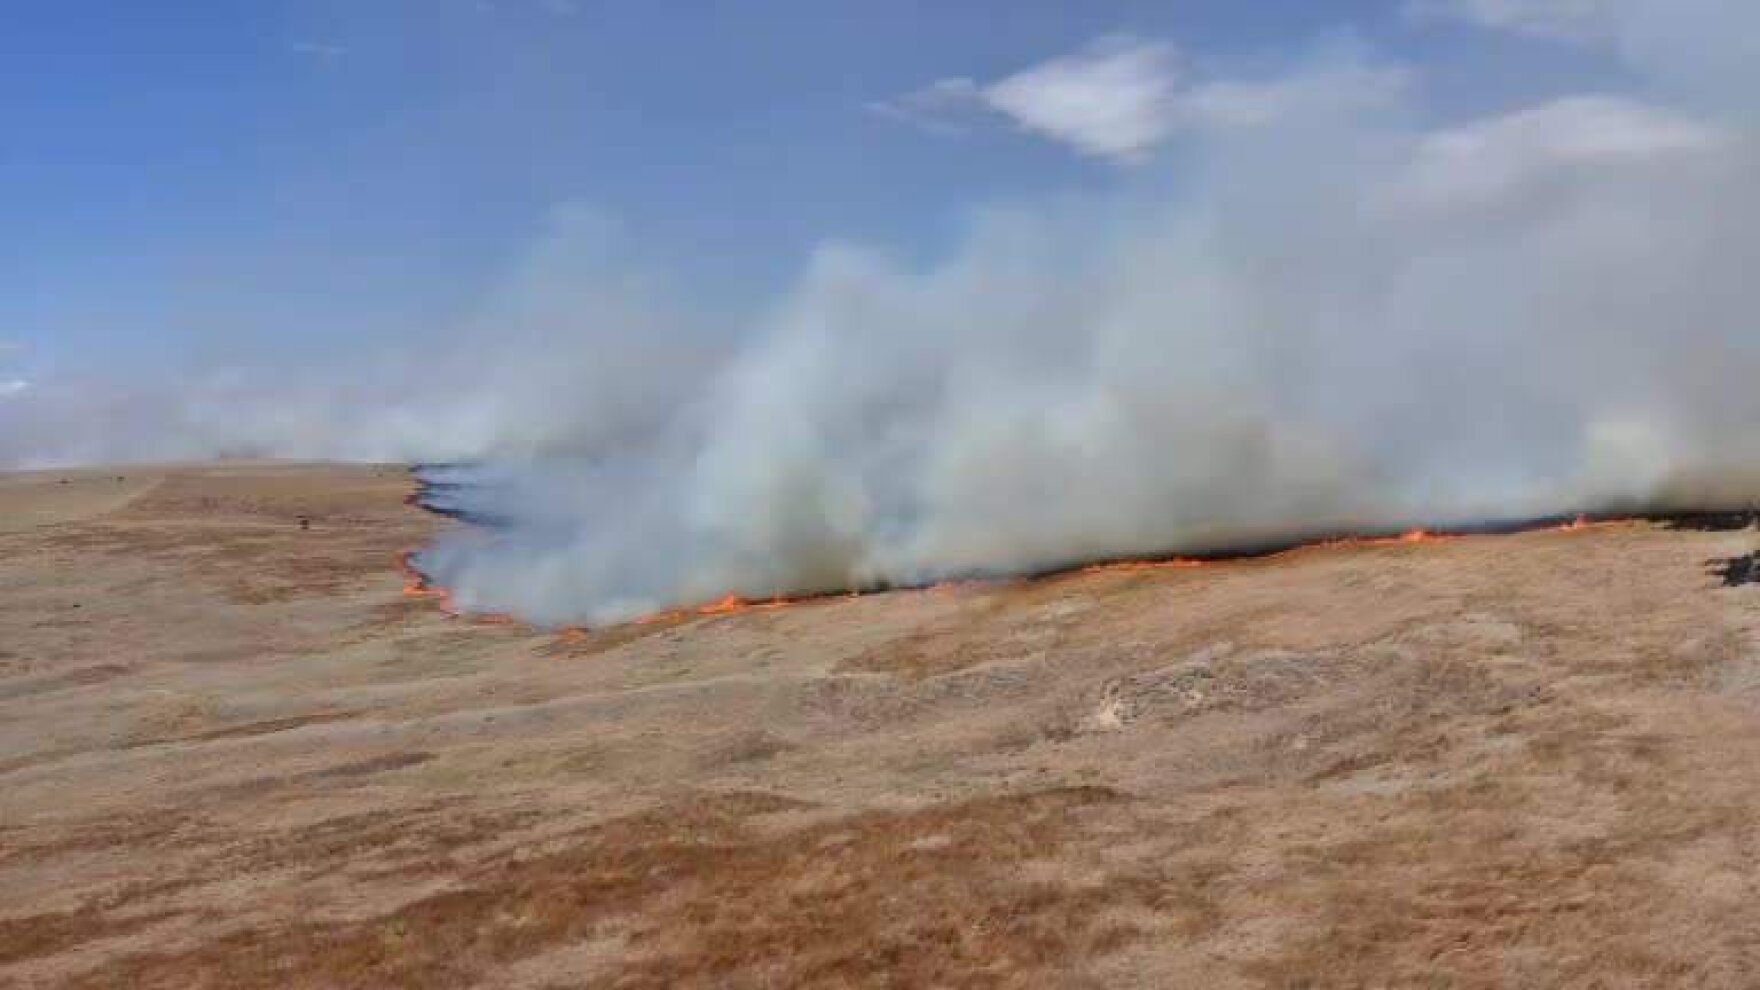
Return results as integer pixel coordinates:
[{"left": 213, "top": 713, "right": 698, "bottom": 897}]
[
  {"left": 10, "top": 6, "right": 1760, "bottom": 625},
  {"left": 416, "top": 28, "right": 1760, "bottom": 625}
]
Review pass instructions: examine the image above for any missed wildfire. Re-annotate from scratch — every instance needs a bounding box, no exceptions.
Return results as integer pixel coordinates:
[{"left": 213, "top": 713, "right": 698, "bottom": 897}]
[
  {"left": 642, "top": 526, "right": 1460, "bottom": 617},
  {"left": 398, "top": 551, "right": 450, "bottom": 608},
  {"left": 1356, "top": 527, "right": 1453, "bottom": 547},
  {"left": 1081, "top": 527, "right": 1455, "bottom": 578},
  {"left": 1082, "top": 557, "right": 1209, "bottom": 576},
  {"left": 623, "top": 592, "right": 801, "bottom": 627},
  {"left": 697, "top": 594, "right": 748, "bottom": 615},
  {"left": 397, "top": 551, "right": 519, "bottom": 627},
  {"left": 398, "top": 473, "right": 1634, "bottom": 639},
  {"left": 1322, "top": 527, "right": 1452, "bottom": 549}
]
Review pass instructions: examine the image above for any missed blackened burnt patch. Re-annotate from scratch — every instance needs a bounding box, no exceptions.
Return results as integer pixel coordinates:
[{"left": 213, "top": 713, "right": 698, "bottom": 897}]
[
  {"left": 1658, "top": 510, "right": 1760, "bottom": 533},
  {"left": 1710, "top": 553, "right": 1760, "bottom": 587},
  {"left": 406, "top": 465, "right": 515, "bottom": 529}
]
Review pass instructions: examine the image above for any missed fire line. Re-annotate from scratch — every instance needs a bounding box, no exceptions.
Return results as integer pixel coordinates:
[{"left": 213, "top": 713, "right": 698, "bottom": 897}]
[{"left": 396, "top": 503, "right": 1632, "bottom": 635}]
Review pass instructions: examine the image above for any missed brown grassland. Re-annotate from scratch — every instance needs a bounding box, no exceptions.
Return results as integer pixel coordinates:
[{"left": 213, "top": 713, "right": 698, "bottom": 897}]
[{"left": 4, "top": 463, "right": 1760, "bottom": 987}]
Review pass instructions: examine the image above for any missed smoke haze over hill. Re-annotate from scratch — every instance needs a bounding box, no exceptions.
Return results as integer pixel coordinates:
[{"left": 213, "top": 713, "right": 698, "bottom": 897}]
[{"left": 9, "top": 2, "right": 1760, "bottom": 623}]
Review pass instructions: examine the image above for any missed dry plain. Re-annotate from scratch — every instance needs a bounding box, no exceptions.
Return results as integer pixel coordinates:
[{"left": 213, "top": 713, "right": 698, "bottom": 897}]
[{"left": 5, "top": 462, "right": 1760, "bottom": 987}]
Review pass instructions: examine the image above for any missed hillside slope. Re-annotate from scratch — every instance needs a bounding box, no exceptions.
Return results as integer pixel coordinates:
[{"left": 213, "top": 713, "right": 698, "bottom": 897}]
[{"left": 4, "top": 463, "right": 1760, "bottom": 987}]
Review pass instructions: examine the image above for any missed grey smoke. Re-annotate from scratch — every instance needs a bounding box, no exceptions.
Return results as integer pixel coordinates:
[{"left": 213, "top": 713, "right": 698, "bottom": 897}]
[
  {"left": 11, "top": 9, "right": 1760, "bottom": 625},
  {"left": 423, "top": 67, "right": 1760, "bottom": 624}
]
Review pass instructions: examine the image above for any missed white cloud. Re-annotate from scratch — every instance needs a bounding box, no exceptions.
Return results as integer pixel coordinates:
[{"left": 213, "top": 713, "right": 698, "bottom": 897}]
[
  {"left": 873, "top": 37, "right": 1179, "bottom": 164},
  {"left": 1409, "top": 0, "right": 1760, "bottom": 108},
  {"left": 1405, "top": 0, "right": 1618, "bottom": 42},
  {"left": 1174, "top": 63, "right": 1412, "bottom": 130},
  {"left": 865, "top": 78, "right": 982, "bottom": 137},
  {"left": 0, "top": 379, "right": 30, "bottom": 399},
  {"left": 875, "top": 37, "right": 1408, "bottom": 165},
  {"left": 980, "top": 37, "right": 1181, "bottom": 164},
  {"left": 1397, "top": 95, "right": 1728, "bottom": 206}
]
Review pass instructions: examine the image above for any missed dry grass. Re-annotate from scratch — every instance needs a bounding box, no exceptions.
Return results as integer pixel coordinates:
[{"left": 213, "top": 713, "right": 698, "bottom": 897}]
[
  {"left": 61, "top": 788, "right": 1184, "bottom": 990},
  {"left": 5, "top": 464, "right": 1760, "bottom": 987}
]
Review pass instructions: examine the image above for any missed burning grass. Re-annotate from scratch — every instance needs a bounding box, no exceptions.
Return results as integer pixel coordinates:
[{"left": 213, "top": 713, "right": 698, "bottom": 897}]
[{"left": 395, "top": 495, "right": 1634, "bottom": 633}]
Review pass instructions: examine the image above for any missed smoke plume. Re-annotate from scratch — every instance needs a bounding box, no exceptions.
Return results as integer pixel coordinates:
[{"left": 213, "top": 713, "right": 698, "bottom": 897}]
[{"left": 10, "top": 7, "right": 1760, "bottom": 625}]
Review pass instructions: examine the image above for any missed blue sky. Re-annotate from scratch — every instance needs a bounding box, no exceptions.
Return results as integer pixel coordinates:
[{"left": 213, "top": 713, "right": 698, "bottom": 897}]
[{"left": 1, "top": 0, "right": 1637, "bottom": 383}]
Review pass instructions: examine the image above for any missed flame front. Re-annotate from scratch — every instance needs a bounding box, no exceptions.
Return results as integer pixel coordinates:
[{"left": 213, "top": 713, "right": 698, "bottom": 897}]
[
  {"left": 697, "top": 594, "right": 747, "bottom": 615},
  {"left": 1082, "top": 557, "right": 1209, "bottom": 575},
  {"left": 398, "top": 551, "right": 519, "bottom": 627},
  {"left": 400, "top": 481, "right": 1633, "bottom": 640}
]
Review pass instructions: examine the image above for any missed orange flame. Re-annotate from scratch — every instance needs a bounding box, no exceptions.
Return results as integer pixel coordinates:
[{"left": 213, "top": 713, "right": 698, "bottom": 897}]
[
  {"left": 697, "top": 594, "right": 795, "bottom": 615},
  {"left": 398, "top": 551, "right": 451, "bottom": 610},
  {"left": 396, "top": 550, "right": 521, "bottom": 626},
  {"left": 626, "top": 592, "right": 800, "bottom": 627},
  {"left": 1081, "top": 557, "right": 1209, "bottom": 575},
  {"left": 697, "top": 594, "right": 746, "bottom": 615},
  {"left": 398, "top": 477, "right": 1635, "bottom": 639}
]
